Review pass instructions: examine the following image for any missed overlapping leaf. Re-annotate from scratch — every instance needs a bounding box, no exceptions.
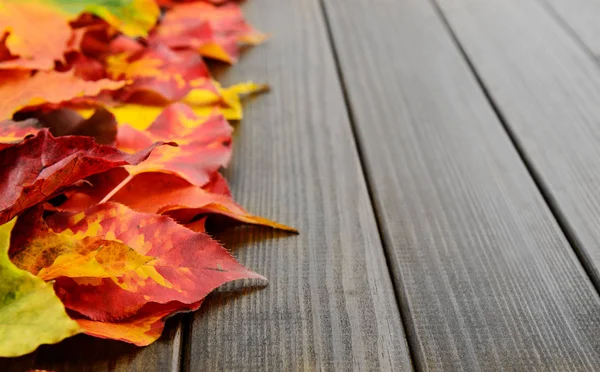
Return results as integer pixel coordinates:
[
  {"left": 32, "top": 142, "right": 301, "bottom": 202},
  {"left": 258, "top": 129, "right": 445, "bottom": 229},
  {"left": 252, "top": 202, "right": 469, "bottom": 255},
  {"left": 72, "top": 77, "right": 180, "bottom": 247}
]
[
  {"left": 150, "top": 1, "right": 266, "bottom": 63},
  {"left": 0, "top": 2, "right": 72, "bottom": 70},
  {"left": 13, "top": 203, "right": 265, "bottom": 333},
  {"left": 0, "top": 0, "right": 294, "bottom": 356},
  {"left": 0, "top": 129, "right": 169, "bottom": 224},
  {"left": 0, "top": 70, "right": 124, "bottom": 120},
  {"left": 106, "top": 46, "right": 216, "bottom": 102},
  {"left": 116, "top": 103, "right": 233, "bottom": 186},
  {"left": 0, "top": 218, "right": 81, "bottom": 357}
]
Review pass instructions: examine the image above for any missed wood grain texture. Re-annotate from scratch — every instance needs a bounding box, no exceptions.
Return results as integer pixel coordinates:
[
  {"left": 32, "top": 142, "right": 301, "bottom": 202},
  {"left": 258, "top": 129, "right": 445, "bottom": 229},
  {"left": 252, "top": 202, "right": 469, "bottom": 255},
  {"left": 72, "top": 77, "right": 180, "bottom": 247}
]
[
  {"left": 438, "top": 0, "right": 600, "bottom": 299},
  {"left": 324, "top": 0, "right": 600, "bottom": 370},
  {"left": 184, "top": 0, "right": 413, "bottom": 371},
  {"left": 0, "top": 318, "right": 182, "bottom": 372},
  {"left": 543, "top": 0, "right": 600, "bottom": 57}
]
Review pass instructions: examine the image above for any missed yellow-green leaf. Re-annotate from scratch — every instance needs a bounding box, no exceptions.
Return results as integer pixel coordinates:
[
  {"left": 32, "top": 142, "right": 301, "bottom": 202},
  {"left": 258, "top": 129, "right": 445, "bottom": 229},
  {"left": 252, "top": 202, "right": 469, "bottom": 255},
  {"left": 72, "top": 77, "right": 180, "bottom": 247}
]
[{"left": 0, "top": 218, "right": 81, "bottom": 357}]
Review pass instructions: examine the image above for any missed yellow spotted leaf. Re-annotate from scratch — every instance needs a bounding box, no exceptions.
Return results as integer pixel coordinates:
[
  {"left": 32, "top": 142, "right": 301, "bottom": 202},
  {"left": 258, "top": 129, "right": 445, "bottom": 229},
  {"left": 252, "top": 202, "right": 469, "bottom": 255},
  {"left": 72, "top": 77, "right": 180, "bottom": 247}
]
[{"left": 40, "top": 202, "right": 265, "bottom": 322}]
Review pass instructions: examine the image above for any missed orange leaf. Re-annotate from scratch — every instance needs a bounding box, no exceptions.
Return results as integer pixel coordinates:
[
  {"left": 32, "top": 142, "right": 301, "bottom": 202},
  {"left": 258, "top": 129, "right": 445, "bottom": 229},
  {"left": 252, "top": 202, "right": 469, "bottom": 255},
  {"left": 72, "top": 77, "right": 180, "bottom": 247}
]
[
  {"left": 55, "top": 171, "right": 296, "bottom": 232},
  {"left": 0, "top": 69, "right": 124, "bottom": 120},
  {"left": 0, "top": 2, "right": 71, "bottom": 70},
  {"left": 115, "top": 173, "right": 297, "bottom": 232},
  {"left": 75, "top": 300, "right": 202, "bottom": 346}
]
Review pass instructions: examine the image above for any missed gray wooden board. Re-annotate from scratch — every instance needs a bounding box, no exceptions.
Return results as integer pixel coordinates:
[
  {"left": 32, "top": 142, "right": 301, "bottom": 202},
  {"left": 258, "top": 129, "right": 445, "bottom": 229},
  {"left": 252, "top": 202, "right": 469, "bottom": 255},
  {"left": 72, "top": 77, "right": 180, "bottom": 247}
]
[
  {"left": 437, "top": 0, "right": 600, "bottom": 302},
  {"left": 543, "top": 0, "right": 600, "bottom": 57},
  {"left": 323, "top": 0, "right": 600, "bottom": 370},
  {"left": 0, "top": 319, "right": 182, "bottom": 372},
  {"left": 184, "top": 0, "right": 413, "bottom": 371}
]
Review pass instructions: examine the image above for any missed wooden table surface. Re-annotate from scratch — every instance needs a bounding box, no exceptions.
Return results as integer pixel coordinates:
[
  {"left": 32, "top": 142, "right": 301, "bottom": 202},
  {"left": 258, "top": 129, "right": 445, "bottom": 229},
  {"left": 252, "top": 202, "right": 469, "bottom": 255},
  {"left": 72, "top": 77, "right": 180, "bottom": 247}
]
[{"left": 4, "top": 0, "right": 600, "bottom": 370}]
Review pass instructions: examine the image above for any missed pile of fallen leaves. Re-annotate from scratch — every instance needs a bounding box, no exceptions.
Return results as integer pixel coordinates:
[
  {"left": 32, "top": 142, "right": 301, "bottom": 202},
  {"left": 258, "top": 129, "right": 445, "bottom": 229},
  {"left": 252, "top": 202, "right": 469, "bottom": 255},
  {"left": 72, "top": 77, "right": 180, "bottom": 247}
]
[{"left": 0, "top": 0, "right": 294, "bottom": 357}]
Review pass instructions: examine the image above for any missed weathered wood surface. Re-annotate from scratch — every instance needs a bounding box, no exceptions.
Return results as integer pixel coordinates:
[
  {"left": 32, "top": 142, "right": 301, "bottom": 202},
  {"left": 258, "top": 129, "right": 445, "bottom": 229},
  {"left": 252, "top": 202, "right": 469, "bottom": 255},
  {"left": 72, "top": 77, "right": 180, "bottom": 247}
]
[
  {"left": 184, "top": 0, "right": 413, "bottom": 371},
  {"left": 437, "top": 0, "right": 600, "bottom": 291},
  {"left": 0, "top": 319, "right": 183, "bottom": 372},
  {"left": 544, "top": 0, "right": 600, "bottom": 57},
  {"left": 323, "top": 0, "right": 600, "bottom": 370}
]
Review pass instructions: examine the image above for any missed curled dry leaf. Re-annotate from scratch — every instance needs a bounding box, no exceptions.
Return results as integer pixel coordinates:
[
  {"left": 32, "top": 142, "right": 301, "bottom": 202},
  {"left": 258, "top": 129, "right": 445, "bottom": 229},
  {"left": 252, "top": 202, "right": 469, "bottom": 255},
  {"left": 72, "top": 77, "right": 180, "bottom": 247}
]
[
  {"left": 0, "top": 218, "right": 81, "bottom": 357},
  {"left": 0, "top": 129, "right": 171, "bottom": 224}
]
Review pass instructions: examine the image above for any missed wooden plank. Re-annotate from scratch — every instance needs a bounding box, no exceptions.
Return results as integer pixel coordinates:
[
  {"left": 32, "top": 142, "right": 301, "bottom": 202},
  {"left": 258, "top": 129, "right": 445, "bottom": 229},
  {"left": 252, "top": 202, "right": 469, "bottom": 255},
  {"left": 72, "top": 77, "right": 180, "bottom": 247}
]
[
  {"left": 438, "top": 0, "right": 600, "bottom": 296},
  {"left": 323, "top": 0, "right": 600, "bottom": 370},
  {"left": 184, "top": 0, "right": 413, "bottom": 371},
  {"left": 543, "top": 0, "right": 600, "bottom": 57},
  {"left": 0, "top": 319, "right": 182, "bottom": 371}
]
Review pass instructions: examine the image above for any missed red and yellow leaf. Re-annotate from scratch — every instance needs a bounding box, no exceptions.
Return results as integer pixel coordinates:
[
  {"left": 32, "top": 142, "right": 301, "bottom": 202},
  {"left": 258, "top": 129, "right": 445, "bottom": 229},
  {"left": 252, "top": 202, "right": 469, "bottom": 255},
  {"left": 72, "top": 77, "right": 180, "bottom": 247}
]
[
  {"left": 150, "top": 1, "right": 266, "bottom": 63},
  {"left": 0, "top": 218, "right": 81, "bottom": 357},
  {"left": 0, "top": 129, "right": 169, "bottom": 224},
  {"left": 10, "top": 206, "right": 154, "bottom": 281},
  {"left": 106, "top": 46, "right": 216, "bottom": 102},
  {"left": 43, "top": 202, "right": 265, "bottom": 321},
  {"left": 117, "top": 103, "right": 233, "bottom": 186},
  {"left": 56, "top": 171, "right": 296, "bottom": 232}
]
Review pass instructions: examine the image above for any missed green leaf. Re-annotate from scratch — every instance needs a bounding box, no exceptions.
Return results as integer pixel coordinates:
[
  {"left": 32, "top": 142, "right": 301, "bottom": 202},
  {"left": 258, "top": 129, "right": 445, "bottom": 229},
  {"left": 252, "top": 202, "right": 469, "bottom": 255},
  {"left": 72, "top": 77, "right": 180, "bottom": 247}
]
[{"left": 0, "top": 218, "right": 81, "bottom": 357}]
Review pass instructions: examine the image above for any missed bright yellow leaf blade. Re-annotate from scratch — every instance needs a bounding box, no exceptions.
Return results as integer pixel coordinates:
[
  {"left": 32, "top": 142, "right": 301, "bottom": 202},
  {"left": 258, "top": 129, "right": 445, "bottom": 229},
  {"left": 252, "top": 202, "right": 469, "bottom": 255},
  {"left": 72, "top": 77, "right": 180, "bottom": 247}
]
[{"left": 0, "top": 218, "right": 81, "bottom": 357}]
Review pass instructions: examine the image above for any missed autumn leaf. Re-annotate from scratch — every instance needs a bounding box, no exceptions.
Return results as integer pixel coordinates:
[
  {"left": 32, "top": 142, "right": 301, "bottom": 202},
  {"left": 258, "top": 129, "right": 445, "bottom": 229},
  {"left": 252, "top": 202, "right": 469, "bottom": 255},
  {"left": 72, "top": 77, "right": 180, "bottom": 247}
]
[
  {"left": 183, "top": 80, "right": 268, "bottom": 121},
  {"left": 55, "top": 170, "right": 296, "bottom": 232},
  {"left": 106, "top": 46, "right": 217, "bottom": 103},
  {"left": 0, "top": 129, "right": 171, "bottom": 224},
  {"left": 0, "top": 2, "right": 72, "bottom": 70},
  {"left": 75, "top": 80, "right": 267, "bottom": 133},
  {"left": 112, "top": 173, "right": 296, "bottom": 231},
  {"left": 203, "top": 172, "right": 233, "bottom": 196},
  {"left": 53, "top": 0, "right": 161, "bottom": 38},
  {"left": 10, "top": 206, "right": 155, "bottom": 281},
  {"left": 150, "top": 1, "right": 266, "bottom": 63},
  {"left": 0, "top": 69, "right": 124, "bottom": 120},
  {"left": 116, "top": 103, "right": 233, "bottom": 186},
  {"left": 34, "top": 107, "right": 118, "bottom": 145},
  {"left": 75, "top": 300, "right": 202, "bottom": 346},
  {"left": 0, "top": 118, "right": 39, "bottom": 151},
  {"left": 0, "top": 218, "right": 81, "bottom": 357},
  {"left": 44, "top": 202, "right": 266, "bottom": 321}
]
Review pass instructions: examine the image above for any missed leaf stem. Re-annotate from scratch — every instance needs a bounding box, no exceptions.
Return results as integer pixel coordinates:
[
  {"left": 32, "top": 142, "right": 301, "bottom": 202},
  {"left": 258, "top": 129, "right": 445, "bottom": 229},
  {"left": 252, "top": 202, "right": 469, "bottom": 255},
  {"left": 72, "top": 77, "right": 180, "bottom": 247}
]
[{"left": 99, "top": 173, "right": 134, "bottom": 204}]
